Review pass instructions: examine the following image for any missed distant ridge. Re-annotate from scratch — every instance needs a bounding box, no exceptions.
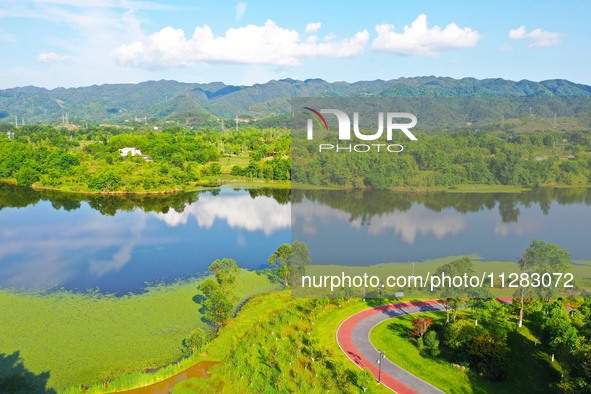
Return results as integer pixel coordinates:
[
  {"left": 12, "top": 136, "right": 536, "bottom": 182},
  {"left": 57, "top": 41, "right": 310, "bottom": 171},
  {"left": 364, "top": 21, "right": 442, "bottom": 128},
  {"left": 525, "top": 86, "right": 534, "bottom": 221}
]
[{"left": 1, "top": 77, "right": 590, "bottom": 124}]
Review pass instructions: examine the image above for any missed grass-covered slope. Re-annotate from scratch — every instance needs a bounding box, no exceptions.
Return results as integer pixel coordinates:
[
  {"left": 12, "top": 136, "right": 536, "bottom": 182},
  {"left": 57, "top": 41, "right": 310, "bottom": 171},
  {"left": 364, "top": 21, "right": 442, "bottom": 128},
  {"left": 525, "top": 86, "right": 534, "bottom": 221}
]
[{"left": 0, "top": 269, "right": 278, "bottom": 391}]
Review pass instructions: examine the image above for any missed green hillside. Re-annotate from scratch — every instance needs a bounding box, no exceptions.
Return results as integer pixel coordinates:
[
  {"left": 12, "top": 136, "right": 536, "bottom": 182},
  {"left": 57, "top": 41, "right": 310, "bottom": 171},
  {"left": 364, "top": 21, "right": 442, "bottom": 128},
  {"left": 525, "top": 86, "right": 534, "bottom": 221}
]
[{"left": 1, "top": 77, "right": 590, "bottom": 126}]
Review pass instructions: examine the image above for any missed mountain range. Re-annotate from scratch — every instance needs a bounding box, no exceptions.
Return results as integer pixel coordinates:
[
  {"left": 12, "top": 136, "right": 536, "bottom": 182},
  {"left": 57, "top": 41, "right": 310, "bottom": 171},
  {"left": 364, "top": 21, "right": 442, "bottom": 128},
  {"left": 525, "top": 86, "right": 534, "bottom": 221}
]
[{"left": 1, "top": 77, "right": 590, "bottom": 126}]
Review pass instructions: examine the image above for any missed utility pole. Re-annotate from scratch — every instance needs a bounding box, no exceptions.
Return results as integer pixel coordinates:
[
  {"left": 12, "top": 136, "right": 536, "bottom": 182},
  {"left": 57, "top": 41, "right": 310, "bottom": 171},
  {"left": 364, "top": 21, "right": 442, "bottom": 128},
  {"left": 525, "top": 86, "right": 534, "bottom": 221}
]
[
  {"left": 235, "top": 116, "right": 238, "bottom": 132},
  {"left": 14, "top": 115, "right": 17, "bottom": 128}
]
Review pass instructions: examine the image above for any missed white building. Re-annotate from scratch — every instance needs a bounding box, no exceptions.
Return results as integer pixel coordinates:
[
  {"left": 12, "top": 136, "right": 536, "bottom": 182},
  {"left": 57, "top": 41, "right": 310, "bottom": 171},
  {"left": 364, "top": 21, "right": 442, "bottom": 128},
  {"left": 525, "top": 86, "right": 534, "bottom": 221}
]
[{"left": 119, "top": 147, "right": 142, "bottom": 157}]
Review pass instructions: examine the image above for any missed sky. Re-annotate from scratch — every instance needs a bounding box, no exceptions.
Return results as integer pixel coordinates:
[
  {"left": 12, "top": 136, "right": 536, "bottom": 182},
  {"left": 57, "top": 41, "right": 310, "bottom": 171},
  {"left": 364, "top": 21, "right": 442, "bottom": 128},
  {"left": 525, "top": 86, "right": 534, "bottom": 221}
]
[{"left": 0, "top": 0, "right": 589, "bottom": 89}]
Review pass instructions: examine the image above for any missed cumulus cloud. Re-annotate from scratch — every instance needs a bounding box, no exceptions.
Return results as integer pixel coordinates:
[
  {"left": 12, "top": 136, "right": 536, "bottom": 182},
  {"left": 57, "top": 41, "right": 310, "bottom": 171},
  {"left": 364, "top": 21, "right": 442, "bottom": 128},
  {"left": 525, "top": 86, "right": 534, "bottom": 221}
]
[
  {"left": 509, "top": 25, "right": 562, "bottom": 47},
  {"left": 113, "top": 19, "right": 369, "bottom": 67},
  {"left": 37, "top": 52, "right": 73, "bottom": 62},
  {"left": 235, "top": 2, "right": 247, "bottom": 21},
  {"left": 305, "top": 22, "right": 321, "bottom": 33},
  {"left": 372, "top": 14, "right": 481, "bottom": 57}
]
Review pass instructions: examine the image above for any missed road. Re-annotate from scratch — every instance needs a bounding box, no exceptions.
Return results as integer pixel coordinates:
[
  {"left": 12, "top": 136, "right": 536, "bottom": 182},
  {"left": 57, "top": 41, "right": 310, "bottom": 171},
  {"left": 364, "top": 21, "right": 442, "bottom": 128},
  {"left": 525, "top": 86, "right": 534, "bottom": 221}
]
[{"left": 336, "top": 300, "right": 446, "bottom": 394}]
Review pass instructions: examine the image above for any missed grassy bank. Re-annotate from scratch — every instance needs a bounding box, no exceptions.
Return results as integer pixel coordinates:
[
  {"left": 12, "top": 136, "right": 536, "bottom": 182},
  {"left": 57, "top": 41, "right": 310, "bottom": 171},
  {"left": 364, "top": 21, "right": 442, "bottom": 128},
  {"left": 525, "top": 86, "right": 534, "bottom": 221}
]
[
  {"left": 370, "top": 311, "right": 561, "bottom": 393},
  {"left": 172, "top": 290, "right": 390, "bottom": 394},
  {"left": 9, "top": 177, "right": 589, "bottom": 196},
  {"left": 0, "top": 270, "right": 279, "bottom": 392}
]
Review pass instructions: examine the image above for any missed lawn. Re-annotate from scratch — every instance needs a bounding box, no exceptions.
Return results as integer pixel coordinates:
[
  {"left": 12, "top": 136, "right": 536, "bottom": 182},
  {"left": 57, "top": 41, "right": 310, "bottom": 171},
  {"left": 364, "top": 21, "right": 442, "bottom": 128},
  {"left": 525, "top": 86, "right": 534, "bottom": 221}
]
[
  {"left": 0, "top": 269, "right": 279, "bottom": 392},
  {"left": 370, "top": 311, "right": 561, "bottom": 394}
]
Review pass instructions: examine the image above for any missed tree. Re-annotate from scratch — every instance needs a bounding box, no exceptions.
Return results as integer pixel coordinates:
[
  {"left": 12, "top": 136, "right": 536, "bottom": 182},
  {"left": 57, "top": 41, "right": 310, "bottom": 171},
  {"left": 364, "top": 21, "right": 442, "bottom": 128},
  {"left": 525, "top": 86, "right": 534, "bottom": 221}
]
[
  {"left": 443, "top": 319, "right": 479, "bottom": 350},
  {"left": 208, "top": 258, "right": 239, "bottom": 291},
  {"left": 200, "top": 259, "right": 239, "bottom": 328},
  {"left": 411, "top": 317, "right": 432, "bottom": 339},
  {"left": 290, "top": 241, "right": 311, "bottom": 285},
  {"left": 268, "top": 241, "right": 311, "bottom": 287},
  {"left": 268, "top": 244, "right": 292, "bottom": 287},
  {"left": 182, "top": 328, "right": 211, "bottom": 356},
  {"left": 516, "top": 240, "right": 571, "bottom": 327},
  {"left": 14, "top": 166, "right": 40, "bottom": 187},
  {"left": 466, "top": 334, "right": 508, "bottom": 381},
  {"left": 423, "top": 330, "right": 440, "bottom": 356},
  {"left": 434, "top": 257, "right": 474, "bottom": 323}
]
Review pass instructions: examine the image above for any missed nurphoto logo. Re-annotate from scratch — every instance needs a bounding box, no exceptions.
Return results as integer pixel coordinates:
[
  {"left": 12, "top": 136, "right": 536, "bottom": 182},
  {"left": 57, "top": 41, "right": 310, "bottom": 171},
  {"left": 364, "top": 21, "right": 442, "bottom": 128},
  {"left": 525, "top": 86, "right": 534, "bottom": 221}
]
[{"left": 304, "top": 106, "right": 418, "bottom": 153}]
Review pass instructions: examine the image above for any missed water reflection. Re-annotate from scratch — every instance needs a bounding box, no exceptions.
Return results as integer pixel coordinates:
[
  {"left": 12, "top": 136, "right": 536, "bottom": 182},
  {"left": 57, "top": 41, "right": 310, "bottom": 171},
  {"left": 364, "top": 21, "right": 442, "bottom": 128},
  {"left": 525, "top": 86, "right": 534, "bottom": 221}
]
[
  {"left": 1, "top": 185, "right": 590, "bottom": 291},
  {"left": 294, "top": 199, "right": 465, "bottom": 244},
  {"left": 0, "top": 185, "right": 290, "bottom": 292},
  {"left": 292, "top": 188, "right": 591, "bottom": 264},
  {"left": 154, "top": 193, "right": 290, "bottom": 235}
]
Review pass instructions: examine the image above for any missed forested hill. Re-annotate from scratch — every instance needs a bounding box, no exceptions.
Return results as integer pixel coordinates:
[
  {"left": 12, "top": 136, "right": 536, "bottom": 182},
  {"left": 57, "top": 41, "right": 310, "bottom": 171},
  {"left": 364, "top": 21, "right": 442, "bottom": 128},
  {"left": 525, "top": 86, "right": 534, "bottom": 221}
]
[{"left": 1, "top": 77, "right": 590, "bottom": 125}]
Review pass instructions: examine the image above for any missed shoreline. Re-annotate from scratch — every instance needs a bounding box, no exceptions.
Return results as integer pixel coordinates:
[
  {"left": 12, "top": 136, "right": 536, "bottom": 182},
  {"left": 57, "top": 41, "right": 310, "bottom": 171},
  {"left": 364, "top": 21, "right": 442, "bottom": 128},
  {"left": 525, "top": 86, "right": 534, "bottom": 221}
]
[{"left": 2, "top": 178, "right": 590, "bottom": 195}]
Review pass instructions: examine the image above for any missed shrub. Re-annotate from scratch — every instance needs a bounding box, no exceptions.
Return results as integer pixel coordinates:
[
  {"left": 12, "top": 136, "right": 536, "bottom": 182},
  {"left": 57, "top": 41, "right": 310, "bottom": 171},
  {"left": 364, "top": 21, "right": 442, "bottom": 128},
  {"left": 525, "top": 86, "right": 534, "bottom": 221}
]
[
  {"left": 411, "top": 317, "right": 432, "bottom": 338},
  {"left": 14, "top": 166, "right": 40, "bottom": 187},
  {"left": 424, "top": 330, "right": 440, "bottom": 357},
  {"left": 182, "top": 328, "right": 211, "bottom": 356}
]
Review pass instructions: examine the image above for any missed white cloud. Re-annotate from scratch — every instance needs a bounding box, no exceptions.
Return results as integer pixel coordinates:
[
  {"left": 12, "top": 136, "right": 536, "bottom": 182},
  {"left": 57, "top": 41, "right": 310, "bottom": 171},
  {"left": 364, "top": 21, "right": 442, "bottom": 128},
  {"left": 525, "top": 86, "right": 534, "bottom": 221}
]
[
  {"left": 154, "top": 193, "right": 290, "bottom": 235},
  {"left": 509, "top": 25, "right": 527, "bottom": 40},
  {"left": 0, "top": 211, "right": 150, "bottom": 289},
  {"left": 0, "top": 0, "right": 165, "bottom": 87},
  {"left": 113, "top": 19, "right": 369, "bottom": 67},
  {"left": 89, "top": 215, "right": 147, "bottom": 277},
  {"left": 372, "top": 14, "right": 481, "bottom": 57},
  {"left": 306, "top": 22, "right": 321, "bottom": 33},
  {"left": 293, "top": 199, "right": 466, "bottom": 244},
  {"left": 235, "top": 2, "right": 247, "bottom": 21},
  {"left": 37, "top": 51, "right": 73, "bottom": 62},
  {"left": 499, "top": 43, "right": 513, "bottom": 52},
  {"left": 494, "top": 217, "right": 542, "bottom": 237},
  {"left": 509, "top": 25, "right": 562, "bottom": 47}
]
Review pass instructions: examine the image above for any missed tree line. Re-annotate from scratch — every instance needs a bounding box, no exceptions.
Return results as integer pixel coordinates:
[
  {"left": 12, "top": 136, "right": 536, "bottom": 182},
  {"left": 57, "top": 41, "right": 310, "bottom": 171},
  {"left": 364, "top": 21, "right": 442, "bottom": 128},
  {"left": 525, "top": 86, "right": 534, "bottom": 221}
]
[
  {"left": 0, "top": 124, "right": 290, "bottom": 192},
  {"left": 293, "top": 129, "right": 591, "bottom": 188}
]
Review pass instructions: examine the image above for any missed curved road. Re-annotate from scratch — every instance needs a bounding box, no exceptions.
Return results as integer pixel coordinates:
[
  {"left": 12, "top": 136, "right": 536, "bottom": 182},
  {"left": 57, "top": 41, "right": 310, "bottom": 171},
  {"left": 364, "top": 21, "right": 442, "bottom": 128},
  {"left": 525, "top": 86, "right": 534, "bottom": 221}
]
[{"left": 337, "top": 300, "right": 446, "bottom": 394}]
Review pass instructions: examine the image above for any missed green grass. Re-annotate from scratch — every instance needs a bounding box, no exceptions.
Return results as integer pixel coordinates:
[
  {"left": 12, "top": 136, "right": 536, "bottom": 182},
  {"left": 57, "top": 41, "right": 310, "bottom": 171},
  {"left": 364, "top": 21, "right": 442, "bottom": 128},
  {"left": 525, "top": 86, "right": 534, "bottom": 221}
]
[
  {"left": 370, "top": 311, "right": 561, "bottom": 394},
  {"left": 172, "top": 291, "right": 391, "bottom": 394},
  {"left": 301, "top": 257, "right": 589, "bottom": 299},
  {"left": 0, "top": 269, "right": 278, "bottom": 392}
]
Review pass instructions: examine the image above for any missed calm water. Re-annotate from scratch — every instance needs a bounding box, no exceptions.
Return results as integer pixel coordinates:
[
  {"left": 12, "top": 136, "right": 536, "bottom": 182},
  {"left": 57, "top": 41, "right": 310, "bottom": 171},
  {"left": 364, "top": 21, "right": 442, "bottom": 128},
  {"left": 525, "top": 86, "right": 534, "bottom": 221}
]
[
  {"left": 292, "top": 188, "right": 591, "bottom": 266},
  {"left": 1, "top": 185, "right": 590, "bottom": 293},
  {"left": 0, "top": 185, "right": 290, "bottom": 293}
]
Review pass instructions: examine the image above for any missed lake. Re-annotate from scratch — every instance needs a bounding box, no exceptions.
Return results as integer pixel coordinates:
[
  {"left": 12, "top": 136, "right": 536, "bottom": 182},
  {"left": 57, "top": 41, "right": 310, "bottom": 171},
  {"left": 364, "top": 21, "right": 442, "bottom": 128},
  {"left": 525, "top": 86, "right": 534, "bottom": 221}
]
[
  {"left": 292, "top": 187, "right": 591, "bottom": 266},
  {"left": 1, "top": 185, "right": 590, "bottom": 293},
  {"left": 0, "top": 185, "right": 290, "bottom": 293}
]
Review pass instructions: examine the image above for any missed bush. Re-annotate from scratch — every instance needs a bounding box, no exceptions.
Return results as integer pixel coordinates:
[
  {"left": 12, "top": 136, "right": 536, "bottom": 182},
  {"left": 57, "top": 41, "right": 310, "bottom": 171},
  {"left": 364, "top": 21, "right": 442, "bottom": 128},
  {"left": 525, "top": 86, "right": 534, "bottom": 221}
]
[
  {"left": 88, "top": 170, "right": 121, "bottom": 191},
  {"left": 14, "top": 166, "right": 40, "bottom": 187},
  {"left": 424, "top": 330, "right": 439, "bottom": 348},
  {"left": 182, "top": 328, "right": 211, "bottom": 356},
  {"left": 444, "top": 319, "right": 479, "bottom": 350},
  {"left": 424, "top": 330, "right": 440, "bottom": 357},
  {"left": 231, "top": 165, "right": 245, "bottom": 176},
  {"left": 467, "top": 334, "right": 508, "bottom": 381}
]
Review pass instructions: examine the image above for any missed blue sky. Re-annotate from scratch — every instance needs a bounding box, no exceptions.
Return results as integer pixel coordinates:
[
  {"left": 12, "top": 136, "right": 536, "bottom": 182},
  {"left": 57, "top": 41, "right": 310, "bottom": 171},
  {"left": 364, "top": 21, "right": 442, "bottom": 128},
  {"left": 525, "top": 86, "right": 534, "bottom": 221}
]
[{"left": 0, "top": 0, "right": 589, "bottom": 88}]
